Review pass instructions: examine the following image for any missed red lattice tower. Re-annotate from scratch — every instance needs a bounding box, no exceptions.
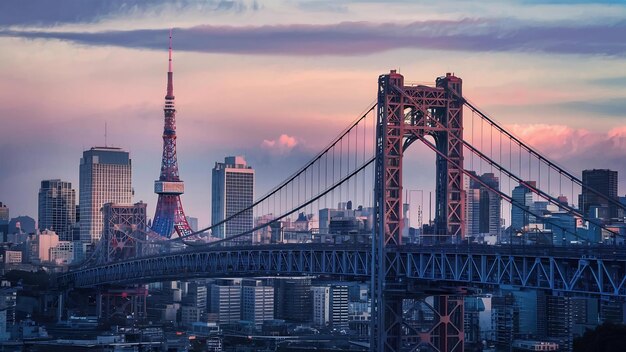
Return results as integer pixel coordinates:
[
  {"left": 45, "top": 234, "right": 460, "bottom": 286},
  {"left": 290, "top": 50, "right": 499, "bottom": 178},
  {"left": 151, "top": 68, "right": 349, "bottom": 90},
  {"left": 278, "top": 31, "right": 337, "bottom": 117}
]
[{"left": 151, "top": 30, "right": 193, "bottom": 238}]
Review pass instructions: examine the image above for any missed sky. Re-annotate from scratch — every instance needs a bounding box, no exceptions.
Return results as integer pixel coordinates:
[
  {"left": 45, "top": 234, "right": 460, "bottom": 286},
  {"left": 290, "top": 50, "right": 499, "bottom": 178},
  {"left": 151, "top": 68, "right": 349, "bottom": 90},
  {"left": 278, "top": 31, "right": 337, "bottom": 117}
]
[{"left": 1, "top": 0, "right": 626, "bottom": 228}]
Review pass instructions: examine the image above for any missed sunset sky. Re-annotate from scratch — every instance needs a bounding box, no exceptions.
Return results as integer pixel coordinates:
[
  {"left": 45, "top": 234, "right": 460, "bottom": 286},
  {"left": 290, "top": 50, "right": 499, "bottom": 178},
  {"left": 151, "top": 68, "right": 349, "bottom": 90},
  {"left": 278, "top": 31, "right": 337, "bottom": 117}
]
[{"left": 1, "top": 0, "right": 626, "bottom": 227}]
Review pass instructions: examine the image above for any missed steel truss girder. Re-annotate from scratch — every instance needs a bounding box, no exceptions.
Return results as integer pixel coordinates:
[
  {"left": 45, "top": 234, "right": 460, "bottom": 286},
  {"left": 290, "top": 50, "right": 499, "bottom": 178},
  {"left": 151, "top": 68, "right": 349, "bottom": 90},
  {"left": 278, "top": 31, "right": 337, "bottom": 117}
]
[
  {"left": 60, "top": 244, "right": 370, "bottom": 288},
  {"left": 59, "top": 244, "right": 626, "bottom": 298}
]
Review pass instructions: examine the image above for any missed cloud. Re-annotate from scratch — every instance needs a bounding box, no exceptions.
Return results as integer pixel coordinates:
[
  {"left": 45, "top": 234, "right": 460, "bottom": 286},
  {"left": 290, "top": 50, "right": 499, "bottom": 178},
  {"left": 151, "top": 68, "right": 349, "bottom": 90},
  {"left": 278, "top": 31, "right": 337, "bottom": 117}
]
[
  {"left": 261, "top": 134, "right": 300, "bottom": 154},
  {"left": 0, "top": 0, "right": 259, "bottom": 27},
  {"left": 506, "top": 124, "right": 626, "bottom": 161},
  {"left": 2, "top": 18, "right": 626, "bottom": 56}
]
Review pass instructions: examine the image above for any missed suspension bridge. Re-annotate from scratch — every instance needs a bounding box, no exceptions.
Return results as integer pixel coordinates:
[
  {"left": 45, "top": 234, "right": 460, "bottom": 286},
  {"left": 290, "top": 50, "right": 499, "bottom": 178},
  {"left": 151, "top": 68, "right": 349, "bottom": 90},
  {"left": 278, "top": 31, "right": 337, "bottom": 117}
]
[{"left": 58, "top": 70, "right": 626, "bottom": 352}]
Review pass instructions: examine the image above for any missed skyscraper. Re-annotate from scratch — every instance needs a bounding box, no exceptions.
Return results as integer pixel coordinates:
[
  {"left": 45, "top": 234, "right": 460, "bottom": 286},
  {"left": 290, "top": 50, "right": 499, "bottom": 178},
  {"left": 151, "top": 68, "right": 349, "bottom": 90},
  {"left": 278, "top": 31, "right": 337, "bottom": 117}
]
[
  {"left": 241, "top": 279, "right": 274, "bottom": 329},
  {"left": 511, "top": 181, "right": 536, "bottom": 232},
  {"left": 209, "top": 279, "right": 241, "bottom": 324},
  {"left": 38, "top": 179, "right": 76, "bottom": 241},
  {"left": 0, "top": 202, "right": 8, "bottom": 223},
  {"left": 0, "top": 202, "right": 8, "bottom": 242},
  {"left": 79, "top": 147, "right": 132, "bottom": 244},
  {"left": 464, "top": 173, "right": 501, "bottom": 237},
  {"left": 479, "top": 173, "right": 501, "bottom": 236},
  {"left": 329, "top": 284, "right": 349, "bottom": 330},
  {"left": 578, "top": 169, "right": 619, "bottom": 219},
  {"left": 311, "top": 286, "right": 330, "bottom": 327},
  {"left": 211, "top": 156, "right": 254, "bottom": 243},
  {"left": 273, "top": 277, "right": 313, "bottom": 323}
]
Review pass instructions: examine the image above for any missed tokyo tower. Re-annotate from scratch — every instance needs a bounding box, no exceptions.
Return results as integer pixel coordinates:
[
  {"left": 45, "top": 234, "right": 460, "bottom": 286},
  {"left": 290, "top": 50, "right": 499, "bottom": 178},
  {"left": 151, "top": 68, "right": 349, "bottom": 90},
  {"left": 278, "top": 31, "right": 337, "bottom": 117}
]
[{"left": 151, "top": 30, "right": 193, "bottom": 238}]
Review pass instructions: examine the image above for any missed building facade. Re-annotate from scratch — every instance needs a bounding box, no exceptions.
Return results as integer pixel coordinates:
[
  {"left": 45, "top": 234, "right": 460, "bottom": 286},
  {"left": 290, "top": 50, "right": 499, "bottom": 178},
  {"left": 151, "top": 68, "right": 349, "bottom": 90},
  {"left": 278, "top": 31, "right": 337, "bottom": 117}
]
[
  {"left": 312, "top": 286, "right": 330, "bottom": 328},
  {"left": 579, "top": 169, "right": 619, "bottom": 220},
  {"left": 241, "top": 279, "right": 274, "bottom": 329},
  {"left": 329, "top": 284, "right": 349, "bottom": 330},
  {"left": 38, "top": 179, "right": 76, "bottom": 241},
  {"left": 0, "top": 202, "right": 8, "bottom": 242},
  {"left": 511, "top": 181, "right": 536, "bottom": 232},
  {"left": 209, "top": 279, "right": 241, "bottom": 325},
  {"left": 79, "top": 147, "right": 132, "bottom": 245},
  {"left": 465, "top": 173, "right": 501, "bottom": 238},
  {"left": 273, "top": 277, "right": 313, "bottom": 323},
  {"left": 211, "top": 156, "right": 254, "bottom": 244}
]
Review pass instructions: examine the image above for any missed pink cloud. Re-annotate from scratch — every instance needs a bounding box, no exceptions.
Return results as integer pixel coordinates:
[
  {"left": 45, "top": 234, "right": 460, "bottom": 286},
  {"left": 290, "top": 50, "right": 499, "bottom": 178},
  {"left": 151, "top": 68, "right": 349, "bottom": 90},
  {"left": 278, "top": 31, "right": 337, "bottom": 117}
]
[
  {"left": 506, "top": 124, "right": 626, "bottom": 160},
  {"left": 261, "top": 134, "right": 300, "bottom": 154}
]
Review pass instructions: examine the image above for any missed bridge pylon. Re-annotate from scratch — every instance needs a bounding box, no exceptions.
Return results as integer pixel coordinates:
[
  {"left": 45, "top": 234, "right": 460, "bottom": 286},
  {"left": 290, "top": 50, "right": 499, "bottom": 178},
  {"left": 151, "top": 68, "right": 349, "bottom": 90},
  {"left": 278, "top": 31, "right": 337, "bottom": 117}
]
[{"left": 372, "top": 71, "right": 465, "bottom": 352}]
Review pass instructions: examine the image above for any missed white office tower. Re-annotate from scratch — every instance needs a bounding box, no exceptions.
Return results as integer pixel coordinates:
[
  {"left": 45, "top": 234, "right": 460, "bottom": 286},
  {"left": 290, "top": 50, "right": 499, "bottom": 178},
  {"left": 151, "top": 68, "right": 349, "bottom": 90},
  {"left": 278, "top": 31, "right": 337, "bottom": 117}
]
[
  {"left": 79, "top": 147, "right": 132, "bottom": 245},
  {"left": 241, "top": 279, "right": 274, "bottom": 329},
  {"left": 38, "top": 179, "right": 76, "bottom": 241},
  {"left": 209, "top": 279, "right": 241, "bottom": 325},
  {"left": 211, "top": 156, "right": 254, "bottom": 244},
  {"left": 312, "top": 286, "right": 330, "bottom": 327}
]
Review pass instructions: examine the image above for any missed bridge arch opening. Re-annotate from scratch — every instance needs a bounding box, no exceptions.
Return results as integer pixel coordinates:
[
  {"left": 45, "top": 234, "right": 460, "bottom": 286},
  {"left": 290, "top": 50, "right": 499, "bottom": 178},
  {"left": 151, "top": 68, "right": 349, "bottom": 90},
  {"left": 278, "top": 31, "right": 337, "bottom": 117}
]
[{"left": 401, "top": 134, "right": 437, "bottom": 245}]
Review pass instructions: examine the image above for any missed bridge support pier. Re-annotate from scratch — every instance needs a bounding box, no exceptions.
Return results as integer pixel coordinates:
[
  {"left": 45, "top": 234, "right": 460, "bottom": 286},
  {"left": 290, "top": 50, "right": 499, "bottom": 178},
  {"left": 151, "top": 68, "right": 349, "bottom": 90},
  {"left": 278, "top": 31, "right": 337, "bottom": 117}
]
[
  {"left": 96, "top": 292, "right": 102, "bottom": 319},
  {"left": 56, "top": 292, "right": 64, "bottom": 323},
  {"left": 426, "top": 296, "right": 464, "bottom": 352},
  {"left": 383, "top": 292, "right": 404, "bottom": 351}
]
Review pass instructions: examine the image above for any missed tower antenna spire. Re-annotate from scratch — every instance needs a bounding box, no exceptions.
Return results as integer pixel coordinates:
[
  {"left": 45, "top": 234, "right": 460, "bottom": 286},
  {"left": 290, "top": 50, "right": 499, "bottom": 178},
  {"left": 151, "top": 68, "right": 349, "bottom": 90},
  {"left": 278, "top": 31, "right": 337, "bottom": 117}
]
[{"left": 168, "top": 28, "right": 173, "bottom": 73}]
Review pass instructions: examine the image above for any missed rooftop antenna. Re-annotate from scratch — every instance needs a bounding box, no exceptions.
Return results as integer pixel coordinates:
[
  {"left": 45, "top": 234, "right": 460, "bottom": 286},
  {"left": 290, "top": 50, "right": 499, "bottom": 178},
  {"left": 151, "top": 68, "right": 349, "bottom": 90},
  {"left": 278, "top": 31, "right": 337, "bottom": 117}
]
[
  {"left": 168, "top": 28, "right": 173, "bottom": 73},
  {"left": 105, "top": 121, "right": 108, "bottom": 147}
]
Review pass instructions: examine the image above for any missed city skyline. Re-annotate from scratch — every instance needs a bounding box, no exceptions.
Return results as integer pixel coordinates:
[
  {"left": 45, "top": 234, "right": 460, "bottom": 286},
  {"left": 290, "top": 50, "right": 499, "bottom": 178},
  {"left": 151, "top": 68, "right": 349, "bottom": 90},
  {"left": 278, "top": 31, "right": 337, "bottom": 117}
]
[{"left": 2, "top": 0, "right": 626, "bottom": 228}]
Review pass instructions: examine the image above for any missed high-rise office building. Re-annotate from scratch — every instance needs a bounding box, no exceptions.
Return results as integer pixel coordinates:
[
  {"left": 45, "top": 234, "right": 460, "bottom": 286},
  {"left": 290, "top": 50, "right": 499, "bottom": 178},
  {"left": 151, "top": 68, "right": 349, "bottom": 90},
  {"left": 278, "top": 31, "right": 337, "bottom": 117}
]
[
  {"left": 241, "top": 279, "right": 274, "bottom": 329},
  {"left": 465, "top": 173, "right": 501, "bottom": 237},
  {"left": 465, "top": 186, "right": 480, "bottom": 237},
  {"left": 329, "top": 284, "right": 349, "bottom": 330},
  {"left": 311, "top": 286, "right": 330, "bottom": 327},
  {"left": 38, "top": 179, "right": 76, "bottom": 241},
  {"left": 0, "top": 202, "right": 8, "bottom": 223},
  {"left": 546, "top": 295, "right": 574, "bottom": 351},
  {"left": 181, "top": 281, "right": 208, "bottom": 327},
  {"left": 479, "top": 173, "right": 501, "bottom": 236},
  {"left": 273, "top": 277, "right": 313, "bottom": 323},
  {"left": 579, "top": 169, "right": 619, "bottom": 219},
  {"left": 0, "top": 202, "right": 8, "bottom": 242},
  {"left": 511, "top": 181, "right": 536, "bottom": 232},
  {"left": 79, "top": 147, "right": 132, "bottom": 244},
  {"left": 492, "top": 293, "right": 518, "bottom": 350},
  {"left": 211, "top": 156, "right": 254, "bottom": 244},
  {"left": 209, "top": 279, "right": 241, "bottom": 325}
]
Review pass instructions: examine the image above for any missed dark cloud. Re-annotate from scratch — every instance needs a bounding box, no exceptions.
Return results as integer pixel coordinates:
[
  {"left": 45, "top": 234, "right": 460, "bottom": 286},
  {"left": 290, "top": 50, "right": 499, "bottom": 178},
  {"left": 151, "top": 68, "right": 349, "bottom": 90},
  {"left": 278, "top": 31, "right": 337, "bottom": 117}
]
[
  {"left": 0, "top": 0, "right": 258, "bottom": 27},
  {"left": 566, "top": 98, "right": 626, "bottom": 117},
  {"left": 1, "top": 19, "right": 626, "bottom": 57}
]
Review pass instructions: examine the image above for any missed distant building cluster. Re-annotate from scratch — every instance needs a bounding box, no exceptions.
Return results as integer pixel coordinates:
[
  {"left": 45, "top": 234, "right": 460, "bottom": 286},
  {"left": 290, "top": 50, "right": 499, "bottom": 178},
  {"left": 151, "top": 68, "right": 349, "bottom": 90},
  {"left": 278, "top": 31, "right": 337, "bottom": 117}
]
[{"left": 0, "top": 135, "right": 625, "bottom": 352}]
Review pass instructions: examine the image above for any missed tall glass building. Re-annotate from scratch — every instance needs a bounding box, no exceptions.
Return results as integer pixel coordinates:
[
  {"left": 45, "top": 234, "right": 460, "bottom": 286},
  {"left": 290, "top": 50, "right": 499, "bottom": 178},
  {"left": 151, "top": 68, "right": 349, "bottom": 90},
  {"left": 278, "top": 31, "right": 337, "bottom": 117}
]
[
  {"left": 211, "top": 156, "right": 254, "bottom": 244},
  {"left": 79, "top": 147, "right": 132, "bottom": 244},
  {"left": 578, "top": 169, "right": 618, "bottom": 219},
  {"left": 511, "top": 181, "right": 536, "bottom": 232},
  {"left": 38, "top": 179, "right": 76, "bottom": 241}
]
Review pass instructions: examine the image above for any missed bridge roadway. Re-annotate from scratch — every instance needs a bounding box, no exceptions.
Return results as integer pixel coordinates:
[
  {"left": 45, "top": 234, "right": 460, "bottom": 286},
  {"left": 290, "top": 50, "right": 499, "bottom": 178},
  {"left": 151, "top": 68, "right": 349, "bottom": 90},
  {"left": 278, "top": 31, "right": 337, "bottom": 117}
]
[{"left": 58, "top": 244, "right": 626, "bottom": 297}]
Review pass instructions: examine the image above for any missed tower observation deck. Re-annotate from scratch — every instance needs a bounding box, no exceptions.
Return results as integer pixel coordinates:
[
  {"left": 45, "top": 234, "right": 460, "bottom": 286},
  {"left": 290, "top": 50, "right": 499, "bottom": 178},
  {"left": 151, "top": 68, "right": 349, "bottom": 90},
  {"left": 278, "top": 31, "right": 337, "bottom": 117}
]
[{"left": 151, "top": 30, "right": 193, "bottom": 238}]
